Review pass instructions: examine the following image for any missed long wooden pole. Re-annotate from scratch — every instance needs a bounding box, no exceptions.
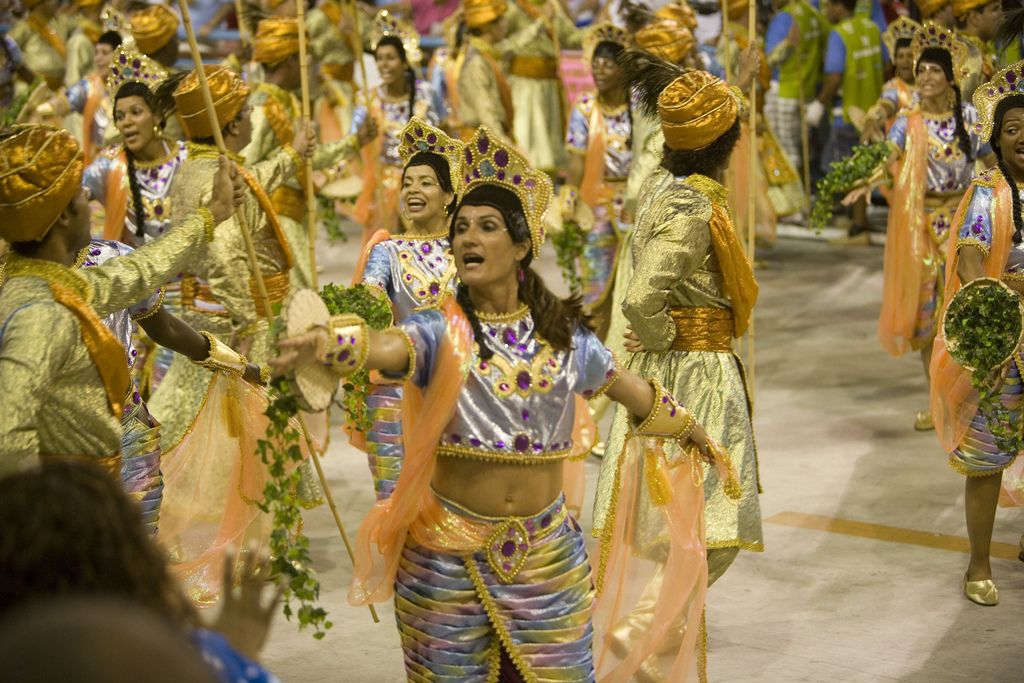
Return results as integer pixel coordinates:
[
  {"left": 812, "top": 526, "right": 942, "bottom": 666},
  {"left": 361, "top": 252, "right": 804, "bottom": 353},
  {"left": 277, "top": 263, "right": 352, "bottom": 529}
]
[
  {"left": 746, "top": 0, "right": 757, "bottom": 396},
  {"left": 295, "top": 0, "right": 319, "bottom": 290},
  {"left": 176, "top": 0, "right": 273, "bottom": 318},
  {"left": 798, "top": 78, "right": 812, "bottom": 207},
  {"left": 178, "top": 0, "right": 378, "bottom": 624}
]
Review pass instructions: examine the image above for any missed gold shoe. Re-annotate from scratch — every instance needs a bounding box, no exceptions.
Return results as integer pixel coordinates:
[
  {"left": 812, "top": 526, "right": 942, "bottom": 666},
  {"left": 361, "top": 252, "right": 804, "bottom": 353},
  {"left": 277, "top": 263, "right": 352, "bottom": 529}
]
[
  {"left": 914, "top": 410, "right": 934, "bottom": 431},
  {"left": 963, "top": 574, "right": 999, "bottom": 606}
]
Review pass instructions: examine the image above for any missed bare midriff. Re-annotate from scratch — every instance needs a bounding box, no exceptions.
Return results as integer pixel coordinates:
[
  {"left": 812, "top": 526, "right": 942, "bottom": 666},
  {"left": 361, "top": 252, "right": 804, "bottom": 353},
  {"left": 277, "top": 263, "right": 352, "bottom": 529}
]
[{"left": 432, "top": 456, "right": 564, "bottom": 517}]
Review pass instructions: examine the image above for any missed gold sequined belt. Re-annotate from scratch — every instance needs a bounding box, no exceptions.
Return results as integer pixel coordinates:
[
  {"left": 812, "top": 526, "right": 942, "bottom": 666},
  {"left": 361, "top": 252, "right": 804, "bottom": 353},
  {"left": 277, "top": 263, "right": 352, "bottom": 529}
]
[
  {"left": 40, "top": 452, "right": 122, "bottom": 478},
  {"left": 509, "top": 56, "right": 559, "bottom": 79},
  {"left": 271, "top": 185, "right": 306, "bottom": 223},
  {"left": 409, "top": 490, "right": 568, "bottom": 583},
  {"left": 668, "top": 307, "right": 735, "bottom": 353},
  {"left": 321, "top": 62, "right": 355, "bottom": 83},
  {"left": 251, "top": 269, "right": 291, "bottom": 318}
]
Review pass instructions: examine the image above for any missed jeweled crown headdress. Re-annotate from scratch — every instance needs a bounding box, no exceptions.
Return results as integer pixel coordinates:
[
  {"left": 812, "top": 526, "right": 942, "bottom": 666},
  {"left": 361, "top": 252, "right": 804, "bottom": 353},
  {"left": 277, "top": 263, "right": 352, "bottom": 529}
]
[
  {"left": 371, "top": 10, "right": 422, "bottom": 68},
  {"left": 974, "top": 60, "right": 1024, "bottom": 143},
  {"left": 106, "top": 45, "right": 168, "bottom": 95},
  {"left": 582, "top": 22, "right": 631, "bottom": 65},
  {"left": 460, "top": 127, "right": 552, "bottom": 258},
  {"left": 398, "top": 117, "right": 466, "bottom": 197},
  {"left": 882, "top": 16, "right": 921, "bottom": 62},
  {"left": 912, "top": 22, "right": 969, "bottom": 87}
]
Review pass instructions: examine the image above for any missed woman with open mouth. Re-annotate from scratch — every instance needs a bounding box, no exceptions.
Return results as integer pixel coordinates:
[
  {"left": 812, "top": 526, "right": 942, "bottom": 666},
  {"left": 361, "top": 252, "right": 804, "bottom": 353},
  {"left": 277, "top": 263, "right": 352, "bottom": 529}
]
[
  {"left": 349, "top": 117, "right": 462, "bottom": 500},
  {"left": 80, "top": 45, "right": 189, "bottom": 395},
  {"left": 350, "top": 11, "right": 441, "bottom": 247},
  {"left": 274, "top": 126, "right": 738, "bottom": 682}
]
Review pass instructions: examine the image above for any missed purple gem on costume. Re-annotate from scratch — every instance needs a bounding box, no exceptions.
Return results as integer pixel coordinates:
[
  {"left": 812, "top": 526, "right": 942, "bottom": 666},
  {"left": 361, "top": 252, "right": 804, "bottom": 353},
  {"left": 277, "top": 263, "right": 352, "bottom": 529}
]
[
  {"left": 478, "top": 135, "right": 490, "bottom": 154},
  {"left": 131, "top": 349, "right": 138, "bottom": 357},
  {"left": 501, "top": 540, "right": 516, "bottom": 557},
  {"left": 494, "top": 149, "right": 509, "bottom": 167},
  {"left": 450, "top": 433, "right": 462, "bottom": 443},
  {"left": 406, "top": 274, "right": 413, "bottom": 281},
  {"left": 1009, "top": 71, "right": 1018, "bottom": 84},
  {"left": 338, "top": 349, "right": 350, "bottom": 362},
  {"left": 539, "top": 380, "right": 548, "bottom": 388},
  {"left": 670, "top": 406, "right": 677, "bottom": 417},
  {"left": 90, "top": 248, "right": 101, "bottom": 255},
  {"left": 132, "top": 58, "right": 141, "bottom": 68},
  {"left": 519, "top": 543, "right": 528, "bottom": 552},
  {"left": 119, "top": 54, "right": 127, "bottom": 64},
  {"left": 503, "top": 561, "right": 512, "bottom": 571},
  {"left": 133, "top": 391, "right": 141, "bottom": 403},
  {"left": 515, "top": 434, "right": 529, "bottom": 452},
  {"left": 495, "top": 440, "right": 505, "bottom": 449},
  {"left": 465, "top": 149, "right": 473, "bottom": 164},
  {"left": 336, "top": 334, "right": 344, "bottom": 344},
  {"left": 421, "top": 243, "right": 432, "bottom": 254},
  {"left": 429, "top": 282, "right": 441, "bottom": 296},
  {"left": 540, "top": 514, "right": 551, "bottom": 528},
  {"left": 470, "top": 437, "right": 482, "bottom": 447},
  {"left": 426, "top": 133, "right": 437, "bottom": 144},
  {"left": 503, "top": 329, "right": 517, "bottom": 345},
  {"left": 512, "top": 174, "right": 521, "bottom": 185},
  {"left": 521, "top": 409, "right": 530, "bottom": 421},
  {"left": 533, "top": 442, "right": 543, "bottom": 452},
  {"left": 472, "top": 169, "right": 480, "bottom": 178},
  {"left": 516, "top": 371, "right": 531, "bottom": 390},
  {"left": 525, "top": 179, "right": 536, "bottom": 189},
  {"left": 350, "top": 335, "right": 357, "bottom": 344},
  {"left": 479, "top": 361, "right": 489, "bottom": 370},
  {"left": 404, "top": 132, "right": 415, "bottom": 143},
  {"left": 497, "top": 171, "right": 506, "bottom": 180},
  {"left": 499, "top": 382, "right": 509, "bottom": 392},
  {"left": 155, "top": 205, "right": 163, "bottom": 215},
  {"left": 662, "top": 395, "right": 669, "bottom": 403}
]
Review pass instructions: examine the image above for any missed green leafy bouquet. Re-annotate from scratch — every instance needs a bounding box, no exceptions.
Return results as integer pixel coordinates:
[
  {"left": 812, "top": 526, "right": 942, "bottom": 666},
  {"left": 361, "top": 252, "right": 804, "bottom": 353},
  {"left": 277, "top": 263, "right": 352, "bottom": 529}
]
[
  {"left": 810, "top": 141, "right": 892, "bottom": 232},
  {"left": 319, "top": 283, "right": 393, "bottom": 432},
  {"left": 944, "top": 279, "right": 1024, "bottom": 452},
  {"left": 552, "top": 220, "right": 586, "bottom": 294}
]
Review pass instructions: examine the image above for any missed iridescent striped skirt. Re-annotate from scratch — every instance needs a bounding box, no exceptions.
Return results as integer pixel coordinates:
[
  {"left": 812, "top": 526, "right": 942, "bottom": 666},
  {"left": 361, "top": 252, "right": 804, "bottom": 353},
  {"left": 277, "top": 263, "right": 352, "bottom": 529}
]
[
  {"left": 950, "top": 358, "right": 1023, "bottom": 476},
  {"left": 396, "top": 492, "right": 595, "bottom": 682},
  {"left": 366, "top": 383, "right": 403, "bottom": 500},
  {"left": 121, "top": 389, "right": 163, "bottom": 535}
]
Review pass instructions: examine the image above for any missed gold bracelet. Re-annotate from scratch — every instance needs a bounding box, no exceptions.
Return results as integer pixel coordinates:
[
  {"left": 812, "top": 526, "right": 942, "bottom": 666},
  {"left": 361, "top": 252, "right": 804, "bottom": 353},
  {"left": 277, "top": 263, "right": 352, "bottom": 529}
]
[
  {"left": 192, "top": 331, "right": 249, "bottom": 375},
  {"left": 323, "top": 314, "right": 370, "bottom": 377}
]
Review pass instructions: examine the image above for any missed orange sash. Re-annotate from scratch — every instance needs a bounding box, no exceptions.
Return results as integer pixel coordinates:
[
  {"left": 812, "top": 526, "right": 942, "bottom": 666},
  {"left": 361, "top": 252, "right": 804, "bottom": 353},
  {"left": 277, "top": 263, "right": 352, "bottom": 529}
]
[
  {"left": 27, "top": 13, "right": 66, "bottom": 59},
  {"left": 579, "top": 97, "right": 608, "bottom": 208},
  {"left": 931, "top": 170, "right": 1014, "bottom": 452},
  {"left": 81, "top": 74, "right": 104, "bottom": 165},
  {"left": 102, "top": 150, "right": 130, "bottom": 241},
  {"left": 353, "top": 93, "right": 383, "bottom": 227},
  {"left": 238, "top": 165, "right": 295, "bottom": 269}
]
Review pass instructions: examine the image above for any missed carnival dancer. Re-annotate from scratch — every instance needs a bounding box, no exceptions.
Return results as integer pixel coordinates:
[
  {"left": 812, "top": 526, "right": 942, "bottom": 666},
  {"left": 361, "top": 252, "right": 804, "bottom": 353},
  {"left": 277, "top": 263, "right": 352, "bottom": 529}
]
[
  {"left": 245, "top": 16, "right": 377, "bottom": 289},
  {"left": 456, "top": 0, "right": 551, "bottom": 145},
  {"left": 8, "top": 0, "right": 75, "bottom": 90},
  {"left": 562, "top": 23, "right": 633, "bottom": 338},
  {"left": 862, "top": 16, "right": 921, "bottom": 143},
  {"left": 64, "top": 0, "right": 101, "bottom": 86},
  {"left": 128, "top": 3, "right": 180, "bottom": 70},
  {"left": 273, "top": 125, "right": 735, "bottom": 682},
  {"left": 149, "top": 64, "right": 312, "bottom": 450},
  {"left": 351, "top": 117, "right": 462, "bottom": 500},
  {"left": 503, "top": 0, "right": 582, "bottom": 174},
  {"left": 845, "top": 24, "right": 994, "bottom": 430},
  {"left": 595, "top": 52, "right": 763, "bottom": 615},
  {"left": 764, "top": 0, "right": 825, "bottom": 178},
  {"left": 307, "top": 0, "right": 366, "bottom": 151},
  {"left": 71, "top": 238, "right": 261, "bottom": 535},
  {"left": 0, "top": 124, "right": 242, "bottom": 475},
  {"left": 351, "top": 10, "right": 440, "bottom": 244},
  {"left": 953, "top": 0, "right": 1001, "bottom": 102},
  {"left": 930, "top": 59, "right": 1024, "bottom": 606},
  {"left": 39, "top": 29, "right": 122, "bottom": 165}
]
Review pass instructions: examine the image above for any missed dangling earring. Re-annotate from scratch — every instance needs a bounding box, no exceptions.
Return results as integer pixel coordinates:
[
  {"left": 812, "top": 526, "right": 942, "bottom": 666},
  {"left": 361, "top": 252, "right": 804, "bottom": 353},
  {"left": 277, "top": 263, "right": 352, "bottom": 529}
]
[{"left": 517, "top": 266, "right": 525, "bottom": 283}]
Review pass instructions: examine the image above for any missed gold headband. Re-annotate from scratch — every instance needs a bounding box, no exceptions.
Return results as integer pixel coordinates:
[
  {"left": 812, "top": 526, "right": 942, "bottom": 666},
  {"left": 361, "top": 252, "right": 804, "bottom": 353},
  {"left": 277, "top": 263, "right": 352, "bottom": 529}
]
[
  {"left": 973, "top": 60, "right": 1024, "bottom": 143},
  {"left": 912, "top": 22, "right": 969, "bottom": 88},
  {"left": 882, "top": 16, "right": 921, "bottom": 61},
  {"left": 582, "top": 22, "right": 631, "bottom": 65},
  {"left": 398, "top": 117, "right": 465, "bottom": 197}
]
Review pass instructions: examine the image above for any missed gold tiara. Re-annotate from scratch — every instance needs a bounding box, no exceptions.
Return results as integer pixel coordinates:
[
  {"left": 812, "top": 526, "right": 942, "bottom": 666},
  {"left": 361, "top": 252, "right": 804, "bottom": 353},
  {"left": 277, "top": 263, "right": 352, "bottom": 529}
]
[
  {"left": 582, "top": 22, "right": 631, "bottom": 65},
  {"left": 882, "top": 16, "right": 921, "bottom": 62},
  {"left": 106, "top": 45, "right": 168, "bottom": 95},
  {"left": 912, "top": 22, "right": 969, "bottom": 87},
  {"left": 974, "top": 60, "right": 1024, "bottom": 143},
  {"left": 371, "top": 9, "right": 421, "bottom": 68},
  {"left": 460, "top": 127, "right": 552, "bottom": 258}
]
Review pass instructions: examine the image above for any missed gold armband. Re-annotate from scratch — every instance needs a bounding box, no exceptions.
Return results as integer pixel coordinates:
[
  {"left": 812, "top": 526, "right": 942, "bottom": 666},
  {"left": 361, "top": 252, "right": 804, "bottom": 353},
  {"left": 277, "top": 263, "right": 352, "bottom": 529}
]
[
  {"left": 195, "top": 207, "right": 216, "bottom": 241},
  {"left": 635, "top": 379, "right": 696, "bottom": 442},
  {"left": 193, "top": 331, "right": 248, "bottom": 375},
  {"left": 322, "top": 314, "right": 369, "bottom": 377}
]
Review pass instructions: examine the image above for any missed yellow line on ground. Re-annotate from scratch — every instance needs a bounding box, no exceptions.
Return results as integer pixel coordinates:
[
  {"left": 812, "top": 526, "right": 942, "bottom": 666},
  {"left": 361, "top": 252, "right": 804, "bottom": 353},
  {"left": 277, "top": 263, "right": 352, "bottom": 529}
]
[{"left": 765, "top": 511, "right": 1022, "bottom": 561}]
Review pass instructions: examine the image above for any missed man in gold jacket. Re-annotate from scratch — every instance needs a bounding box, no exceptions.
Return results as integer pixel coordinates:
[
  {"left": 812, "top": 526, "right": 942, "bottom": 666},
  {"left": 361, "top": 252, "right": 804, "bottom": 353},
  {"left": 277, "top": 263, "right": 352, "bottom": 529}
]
[
  {"left": 244, "top": 17, "right": 377, "bottom": 289},
  {"left": 594, "top": 55, "right": 763, "bottom": 596},
  {"left": 953, "top": 0, "right": 1001, "bottom": 102},
  {"left": 307, "top": 0, "right": 367, "bottom": 139},
  {"left": 0, "top": 125, "right": 241, "bottom": 475},
  {"left": 128, "top": 3, "right": 180, "bottom": 69},
  {"left": 8, "top": 0, "right": 76, "bottom": 89}
]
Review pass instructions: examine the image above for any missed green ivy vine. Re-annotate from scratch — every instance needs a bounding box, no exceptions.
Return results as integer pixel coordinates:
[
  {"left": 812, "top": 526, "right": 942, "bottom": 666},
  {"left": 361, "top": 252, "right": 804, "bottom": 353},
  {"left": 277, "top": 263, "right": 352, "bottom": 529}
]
[
  {"left": 551, "top": 220, "right": 586, "bottom": 294},
  {"left": 810, "top": 141, "right": 892, "bottom": 232}
]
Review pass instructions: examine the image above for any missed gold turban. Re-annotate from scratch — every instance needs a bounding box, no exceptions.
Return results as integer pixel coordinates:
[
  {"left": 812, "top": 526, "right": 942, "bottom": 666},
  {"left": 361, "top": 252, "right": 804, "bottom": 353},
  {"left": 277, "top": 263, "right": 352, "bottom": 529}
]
[
  {"left": 952, "top": 0, "right": 991, "bottom": 16},
  {"left": 636, "top": 19, "right": 694, "bottom": 65},
  {"left": 463, "top": 0, "right": 508, "bottom": 29},
  {"left": 252, "top": 17, "right": 300, "bottom": 66},
  {"left": 655, "top": 2, "right": 698, "bottom": 30},
  {"left": 129, "top": 4, "right": 179, "bottom": 55},
  {"left": 173, "top": 65, "right": 251, "bottom": 140},
  {"left": 74, "top": 0, "right": 104, "bottom": 8},
  {"left": 914, "top": 0, "right": 950, "bottom": 18},
  {"left": 659, "top": 70, "right": 738, "bottom": 151},
  {"left": 0, "top": 126, "right": 84, "bottom": 243}
]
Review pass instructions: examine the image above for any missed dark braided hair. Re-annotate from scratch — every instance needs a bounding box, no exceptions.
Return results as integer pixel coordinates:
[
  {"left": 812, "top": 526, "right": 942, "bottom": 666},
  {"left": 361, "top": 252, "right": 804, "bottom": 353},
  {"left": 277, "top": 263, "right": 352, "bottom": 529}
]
[
  {"left": 992, "top": 94, "right": 1024, "bottom": 244},
  {"left": 449, "top": 185, "right": 590, "bottom": 360},
  {"left": 0, "top": 460, "right": 198, "bottom": 629},
  {"left": 114, "top": 81, "right": 162, "bottom": 239},
  {"left": 917, "top": 47, "right": 972, "bottom": 159},
  {"left": 375, "top": 36, "right": 417, "bottom": 122},
  {"left": 593, "top": 40, "right": 633, "bottom": 150}
]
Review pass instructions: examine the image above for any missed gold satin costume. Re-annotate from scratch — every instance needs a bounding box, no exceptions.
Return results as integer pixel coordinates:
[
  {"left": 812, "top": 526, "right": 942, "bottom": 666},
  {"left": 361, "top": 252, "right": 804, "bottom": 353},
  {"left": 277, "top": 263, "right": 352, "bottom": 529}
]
[
  {"left": 8, "top": 10, "right": 76, "bottom": 87},
  {"left": 148, "top": 145, "right": 297, "bottom": 447},
  {"left": 594, "top": 168, "right": 764, "bottom": 583},
  {"left": 244, "top": 81, "right": 360, "bottom": 289},
  {"left": 0, "top": 212, "right": 214, "bottom": 474}
]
